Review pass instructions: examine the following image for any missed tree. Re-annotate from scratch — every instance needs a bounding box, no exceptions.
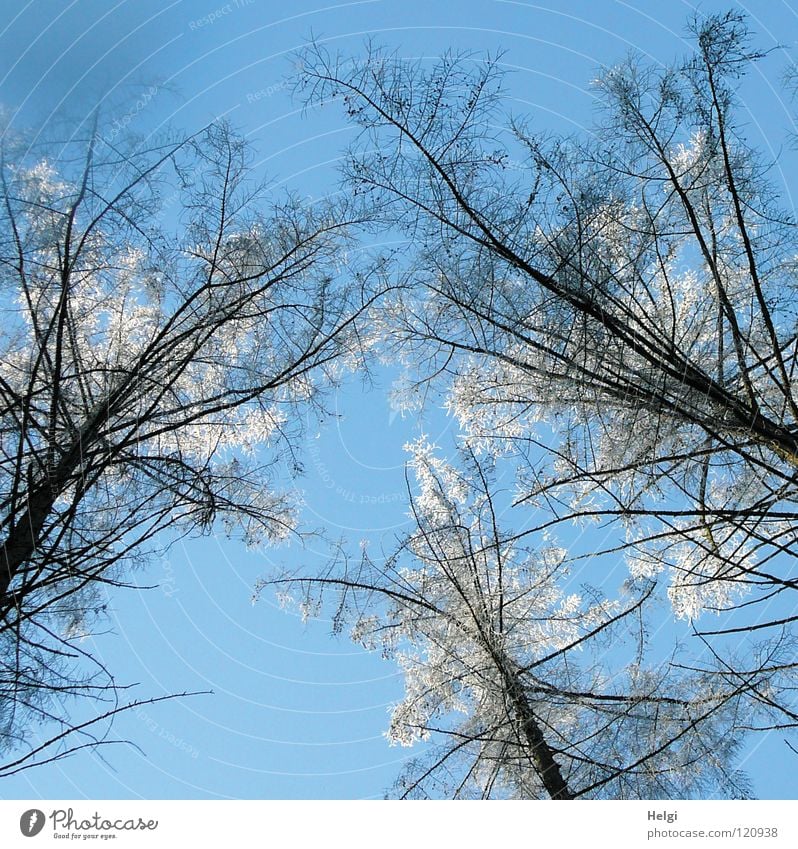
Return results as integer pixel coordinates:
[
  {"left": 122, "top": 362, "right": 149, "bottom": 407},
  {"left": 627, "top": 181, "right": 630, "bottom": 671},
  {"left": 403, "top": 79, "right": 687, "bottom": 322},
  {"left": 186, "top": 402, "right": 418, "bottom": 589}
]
[
  {"left": 269, "top": 441, "right": 764, "bottom": 799},
  {"left": 0, "top": 117, "right": 380, "bottom": 774},
  {"left": 294, "top": 10, "right": 798, "bottom": 754}
]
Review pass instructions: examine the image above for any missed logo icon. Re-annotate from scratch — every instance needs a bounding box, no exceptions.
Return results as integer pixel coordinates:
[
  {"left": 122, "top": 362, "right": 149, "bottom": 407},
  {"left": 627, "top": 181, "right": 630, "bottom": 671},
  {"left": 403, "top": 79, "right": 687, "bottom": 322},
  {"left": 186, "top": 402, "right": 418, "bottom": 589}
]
[{"left": 19, "top": 809, "right": 45, "bottom": 837}]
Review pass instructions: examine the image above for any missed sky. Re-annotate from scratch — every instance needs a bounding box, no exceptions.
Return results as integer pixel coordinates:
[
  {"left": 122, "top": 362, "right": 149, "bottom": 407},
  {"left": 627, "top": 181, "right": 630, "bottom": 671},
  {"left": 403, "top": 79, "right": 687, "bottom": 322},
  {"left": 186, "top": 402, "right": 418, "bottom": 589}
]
[{"left": 1, "top": 0, "right": 797, "bottom": 800}]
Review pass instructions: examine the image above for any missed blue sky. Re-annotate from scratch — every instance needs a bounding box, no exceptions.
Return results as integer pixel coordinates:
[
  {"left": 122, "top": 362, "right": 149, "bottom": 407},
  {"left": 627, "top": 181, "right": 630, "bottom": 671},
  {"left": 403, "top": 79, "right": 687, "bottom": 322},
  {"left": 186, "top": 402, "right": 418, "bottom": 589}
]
[{"left": 1, "top": 0, "right": 797, "bottom": 800}]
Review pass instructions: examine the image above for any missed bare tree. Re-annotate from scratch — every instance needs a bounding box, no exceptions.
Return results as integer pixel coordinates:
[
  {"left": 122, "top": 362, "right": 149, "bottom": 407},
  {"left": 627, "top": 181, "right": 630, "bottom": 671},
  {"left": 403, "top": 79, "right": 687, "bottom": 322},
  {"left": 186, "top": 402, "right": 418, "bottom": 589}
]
[
  {"left": 268, "top": 443, "right": 764, "bottom": 799},
  {"left": 0, "top": 117, "right": 381, "bottom": 773},
  {"left": 294, "top": 10, "right": 798, "bottom": 750}
]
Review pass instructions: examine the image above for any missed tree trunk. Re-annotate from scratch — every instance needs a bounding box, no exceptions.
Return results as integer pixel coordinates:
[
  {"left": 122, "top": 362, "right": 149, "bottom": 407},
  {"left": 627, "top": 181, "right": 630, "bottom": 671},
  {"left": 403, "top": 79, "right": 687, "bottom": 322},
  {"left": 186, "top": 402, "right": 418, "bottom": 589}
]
[
  {"left": 495, "top": 647, "right": 574, "bottom": 799},
  {"left": 0, "top": 410, "right": 106, "bottom": 599}
]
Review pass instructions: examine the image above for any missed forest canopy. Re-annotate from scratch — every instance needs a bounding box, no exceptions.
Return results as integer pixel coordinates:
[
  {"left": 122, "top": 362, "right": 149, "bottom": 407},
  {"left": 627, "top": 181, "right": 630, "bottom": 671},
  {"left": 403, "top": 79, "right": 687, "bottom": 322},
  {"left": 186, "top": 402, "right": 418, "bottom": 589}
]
[
  {"left": 1, "top": 8, "right": 797, "bottom": 799},
  {"left": 271, "top": 10, "right": 798, "bottom": 798}
]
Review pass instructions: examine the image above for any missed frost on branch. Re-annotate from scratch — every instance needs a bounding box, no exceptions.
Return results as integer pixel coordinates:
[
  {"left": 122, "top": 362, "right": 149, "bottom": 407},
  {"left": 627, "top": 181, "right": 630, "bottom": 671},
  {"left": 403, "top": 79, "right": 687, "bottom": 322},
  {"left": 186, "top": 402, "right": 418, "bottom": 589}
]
[
  {"left": 301, "top": 13, "right": 798, "bottom": 664},
  {"left": 268, "top": 444, "right": 764, "bottom": 798},
  {"left": 0, "top": 118, "right": 377, "bottom": 769}
]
